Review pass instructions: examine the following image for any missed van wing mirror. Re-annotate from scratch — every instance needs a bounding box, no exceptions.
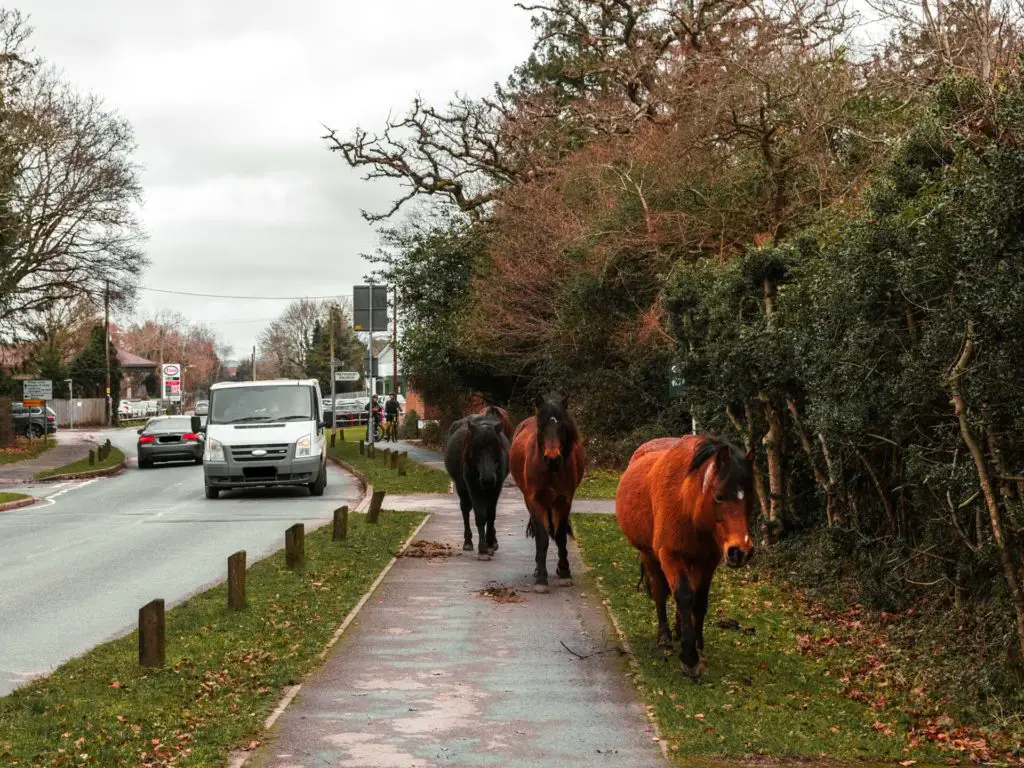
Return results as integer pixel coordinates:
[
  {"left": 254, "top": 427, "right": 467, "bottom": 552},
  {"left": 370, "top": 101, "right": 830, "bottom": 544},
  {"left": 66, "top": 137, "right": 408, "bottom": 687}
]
[{"left": 191, "top": 415, "right": 202, "bottom": 434}]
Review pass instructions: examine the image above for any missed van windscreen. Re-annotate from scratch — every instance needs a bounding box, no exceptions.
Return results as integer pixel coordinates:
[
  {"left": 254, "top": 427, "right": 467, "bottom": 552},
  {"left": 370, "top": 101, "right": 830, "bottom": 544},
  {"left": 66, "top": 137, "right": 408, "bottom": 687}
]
[{"left": 209, "top": 386, "right": 314, "bottom": 424}]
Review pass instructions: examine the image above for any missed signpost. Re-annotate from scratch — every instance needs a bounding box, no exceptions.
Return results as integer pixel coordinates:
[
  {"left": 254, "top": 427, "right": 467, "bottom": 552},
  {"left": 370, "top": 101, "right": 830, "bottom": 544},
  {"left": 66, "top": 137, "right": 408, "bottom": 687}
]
[
  {"left": 162, "top": 364, "right": 182, "bottom": 406},
  {"left": 353, "top": 283, "right": 390, "bottom": 447},
  {"left": 23, "top": 380, "right": 53, "bottom": 443},
  {"left": 335, "top": 371, "right": 360, "bottom": 382}
]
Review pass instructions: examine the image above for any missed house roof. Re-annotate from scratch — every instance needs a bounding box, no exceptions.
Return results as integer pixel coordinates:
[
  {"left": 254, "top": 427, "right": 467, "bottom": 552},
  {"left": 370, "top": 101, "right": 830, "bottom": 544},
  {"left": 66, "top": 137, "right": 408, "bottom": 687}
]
[{"left": 117, "top": 349, "right": 158, "bottom": 369}]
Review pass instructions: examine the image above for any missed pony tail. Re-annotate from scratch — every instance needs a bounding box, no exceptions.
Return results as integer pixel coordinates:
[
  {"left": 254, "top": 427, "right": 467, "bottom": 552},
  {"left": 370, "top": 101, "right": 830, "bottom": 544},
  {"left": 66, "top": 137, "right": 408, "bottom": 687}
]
[
  {"left": 546, "top": 510, "right": 555, "bottom": 538},
  {"left": 526, "top": 519, "right": 535, "bottom": 539}
]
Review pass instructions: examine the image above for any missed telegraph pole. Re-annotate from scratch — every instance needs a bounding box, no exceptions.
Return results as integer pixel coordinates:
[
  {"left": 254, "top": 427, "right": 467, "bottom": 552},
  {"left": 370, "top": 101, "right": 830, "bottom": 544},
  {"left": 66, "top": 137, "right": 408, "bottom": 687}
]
[
  {"left": 329, "top": 304, "right": 336, "bottom": 428},
  {"left": 251, "top": 345, "right": 256, "bottom": 381},
  {"left": 392, "top": 287, "right": 398, "bottom": 395},
  {"left": 104, "top": 280, "right": 111, "bottom": 426}
]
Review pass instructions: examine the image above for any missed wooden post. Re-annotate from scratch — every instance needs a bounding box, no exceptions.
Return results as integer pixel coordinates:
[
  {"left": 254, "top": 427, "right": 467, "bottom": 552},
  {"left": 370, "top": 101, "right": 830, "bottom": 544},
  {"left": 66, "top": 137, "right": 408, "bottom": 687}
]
[
  {"left": 367, "top": 489, "right": 385, "bottom": 524},
  {"left": 333, "top": 505, "right": 348, "bottom": 541},
  {"left": 88, "top": 449, "right": 95, "bottom": 466},
  {"left": 389, "top": 450, "right": 398, "bottom": 469},
  {"left": 139, "top": 599, "right": 165, "bottom": 668},
  {"left": 285, "top": 523, "right": 305, "bottom": 569},
  {"left": 368, "top": 444, "right": 375, "bottom": 459},
  {"left": 330, "top": 431, "right": 336, "bottom": 448},
  {"left": 227, "top": 551, "right": 246, "bottom": 609},
  {"left": 359, "top": 439, "right": 365, "bottom": 455},
  {"left": 398, "top": 452, "right": 407, "bottom": 476}
]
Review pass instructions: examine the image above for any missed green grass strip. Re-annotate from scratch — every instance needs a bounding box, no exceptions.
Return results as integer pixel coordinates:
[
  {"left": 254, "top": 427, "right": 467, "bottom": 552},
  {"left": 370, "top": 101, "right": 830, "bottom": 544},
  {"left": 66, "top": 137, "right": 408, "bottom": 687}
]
[
  {"left": 35, "top": 446, "right": 125, "bottom": 480},
  {"left": 573, "top": 515, "right": 946, "bottom": 766},
  {"left": 576, "top": 468, "right": 621, "bottom": 499},
  {"left": 0, "top": 492, "right": 30, "bottom": 504},
  {"left": 0, "top": 511, "right": 424, "bottom": 767},
  {"left": 328, "top": 431, "right": 450, "bottom": 494},
  {"left": 0, "top": 438, "right": 54, "bottom": 466}
]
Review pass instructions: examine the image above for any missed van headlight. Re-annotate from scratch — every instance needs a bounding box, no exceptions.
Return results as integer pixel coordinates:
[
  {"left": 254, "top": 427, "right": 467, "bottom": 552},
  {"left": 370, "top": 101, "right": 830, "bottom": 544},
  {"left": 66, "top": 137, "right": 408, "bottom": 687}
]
[
  {"left": 295, "top": 434, "right": 312, "bottom": 458},
  {"left": 205, "top": 437, "right": 225, "bottom": 462}
]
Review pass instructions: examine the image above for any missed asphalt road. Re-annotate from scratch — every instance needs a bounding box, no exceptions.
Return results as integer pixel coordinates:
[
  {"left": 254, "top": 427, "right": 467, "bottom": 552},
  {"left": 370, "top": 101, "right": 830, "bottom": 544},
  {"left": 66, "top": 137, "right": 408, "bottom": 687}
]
[{"left": 0, "top": 429, "right": 362, "bottom": 696}]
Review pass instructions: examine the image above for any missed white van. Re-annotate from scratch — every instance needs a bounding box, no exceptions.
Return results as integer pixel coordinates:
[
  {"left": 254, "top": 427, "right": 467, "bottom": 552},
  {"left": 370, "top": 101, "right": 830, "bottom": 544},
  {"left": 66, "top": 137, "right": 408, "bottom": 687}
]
[{"left": 195, "top": 379, "right": 327, "bottom": 499}]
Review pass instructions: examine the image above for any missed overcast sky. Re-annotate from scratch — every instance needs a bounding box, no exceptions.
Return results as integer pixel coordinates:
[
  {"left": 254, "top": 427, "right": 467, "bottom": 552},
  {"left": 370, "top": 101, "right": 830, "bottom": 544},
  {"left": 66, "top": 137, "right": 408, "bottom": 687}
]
[{"left": 21, "top": 0, "right": 535, "bottom": 359}]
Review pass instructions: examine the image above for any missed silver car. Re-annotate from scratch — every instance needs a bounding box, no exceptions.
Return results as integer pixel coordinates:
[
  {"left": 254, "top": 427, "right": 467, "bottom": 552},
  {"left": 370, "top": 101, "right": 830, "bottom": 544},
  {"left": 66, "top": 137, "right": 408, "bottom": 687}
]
[{"left": 137, "top": 416, "right": 204, "bottom": 469}]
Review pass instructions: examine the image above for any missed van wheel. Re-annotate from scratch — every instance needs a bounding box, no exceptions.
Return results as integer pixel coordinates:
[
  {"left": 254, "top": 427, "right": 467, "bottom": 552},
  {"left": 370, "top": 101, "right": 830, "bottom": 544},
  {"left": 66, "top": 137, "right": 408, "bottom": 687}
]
[
  {"left": 205, "top": 484, "right": 219, "bottom": 499},
  {"left": 309, "top": 465, "right": 326, "bottom": 497}
]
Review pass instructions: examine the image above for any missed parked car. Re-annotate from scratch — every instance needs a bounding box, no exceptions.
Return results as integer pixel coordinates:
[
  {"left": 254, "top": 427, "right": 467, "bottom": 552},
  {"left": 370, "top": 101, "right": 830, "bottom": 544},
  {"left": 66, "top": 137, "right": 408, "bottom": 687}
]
[
  {"left": 11, "top": 403, "right": 57, "bottom": 438},
  {"left": 137, "top": 415, "right": 204, "bottom": 469}
]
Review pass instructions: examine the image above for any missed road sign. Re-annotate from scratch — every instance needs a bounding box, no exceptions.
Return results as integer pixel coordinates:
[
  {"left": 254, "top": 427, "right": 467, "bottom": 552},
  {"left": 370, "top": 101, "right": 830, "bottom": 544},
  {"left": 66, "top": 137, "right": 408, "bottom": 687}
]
[
  {"left": 669, "top": 364, "right": 684, "bottom": 398},
  {"left": 22, "top": 399, "right": 44, "bottom": 407},
  {"left": 335, "top": 371, "right": 360, "bottom": 382},
  {"left": 353, "top": 285, "right": 389, "bottom": 331},
  {"left": 24, "top": 379, "right": 53, "bottom": 400},
  {"left": 162, "top": 363, "right": 182, "bottom": 402}
]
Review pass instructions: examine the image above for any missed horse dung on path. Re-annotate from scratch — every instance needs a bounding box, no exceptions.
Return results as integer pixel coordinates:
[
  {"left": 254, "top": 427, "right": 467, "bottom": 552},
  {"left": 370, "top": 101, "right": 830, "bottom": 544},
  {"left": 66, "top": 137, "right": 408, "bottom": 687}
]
[
  {"left": 510, "top": 393, "right": 585, "bottom": 593},
  {"left": 616, "top": 434, "right": 755, "bottom": 682},
  {"left": 445, "top": 414, "right": 510, "bottom": 560}
]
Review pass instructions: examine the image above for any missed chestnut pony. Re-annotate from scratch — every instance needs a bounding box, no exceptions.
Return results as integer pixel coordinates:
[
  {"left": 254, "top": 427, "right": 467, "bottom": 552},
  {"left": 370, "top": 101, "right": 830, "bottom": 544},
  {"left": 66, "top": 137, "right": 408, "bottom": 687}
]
[
  {"left": 510, "top": 393, "right": 585, "bottom": 593},
  {"left": 478, "top": 403, "right": 513, "bottom": 441},
  {"left": 616, "top": 434, "right": 755, "bottom": 681}
]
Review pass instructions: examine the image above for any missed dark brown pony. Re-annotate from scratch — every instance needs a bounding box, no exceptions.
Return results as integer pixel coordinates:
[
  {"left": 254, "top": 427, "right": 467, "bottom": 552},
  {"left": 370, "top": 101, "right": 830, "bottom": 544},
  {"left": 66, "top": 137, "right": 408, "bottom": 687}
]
[
  {"left": 478, "top": 404, "right": 513, "bottom": 441},
  {"left": 616, "top": 434, "right": 755, "bottom": 681},
  {"left": 510, "top": 393, "right": 585, "bottom": 593}
]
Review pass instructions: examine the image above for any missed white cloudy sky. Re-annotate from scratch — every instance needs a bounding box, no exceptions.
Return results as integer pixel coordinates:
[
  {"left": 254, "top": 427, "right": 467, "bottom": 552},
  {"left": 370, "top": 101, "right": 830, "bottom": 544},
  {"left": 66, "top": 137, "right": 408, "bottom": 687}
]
[{"left": 22, "top": 0, "right": 535, "bottom": 358}]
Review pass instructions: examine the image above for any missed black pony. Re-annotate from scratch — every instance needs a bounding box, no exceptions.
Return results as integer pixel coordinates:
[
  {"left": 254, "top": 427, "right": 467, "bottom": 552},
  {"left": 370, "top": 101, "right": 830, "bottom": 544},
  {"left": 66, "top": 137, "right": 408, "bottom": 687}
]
[{"left": 445, "top": 414, "right": 511, "bottom": 560}]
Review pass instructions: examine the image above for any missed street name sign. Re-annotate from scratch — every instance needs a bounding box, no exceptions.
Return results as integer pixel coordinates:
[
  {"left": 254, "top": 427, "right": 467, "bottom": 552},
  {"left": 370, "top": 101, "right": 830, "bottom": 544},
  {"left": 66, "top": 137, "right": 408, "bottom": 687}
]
[{"left": 335, "top": 371, "right": 360, "bottom": 382}]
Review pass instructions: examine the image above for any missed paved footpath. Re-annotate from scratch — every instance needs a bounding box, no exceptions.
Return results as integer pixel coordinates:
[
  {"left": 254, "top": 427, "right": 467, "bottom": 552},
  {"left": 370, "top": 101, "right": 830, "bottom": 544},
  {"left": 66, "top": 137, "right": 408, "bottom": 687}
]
[
  {"left": 247, "top": 491, "right": 665, "bottom": 768},
  {"left": 0, "top": 431, "right": 100, "bottom": 485}
]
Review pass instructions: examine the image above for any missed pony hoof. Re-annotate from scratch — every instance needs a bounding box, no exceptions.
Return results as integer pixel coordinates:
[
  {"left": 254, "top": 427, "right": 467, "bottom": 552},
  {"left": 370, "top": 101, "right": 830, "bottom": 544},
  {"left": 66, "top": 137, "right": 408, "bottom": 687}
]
[
  {"left": 477, "top": 553, "right": 492, "bottom": 561},
  {"left": 462, "top": 542, "right": 474, "bottom": 552},
  {"left": 680, "top": 660, "right": 704, "bottom": 682},
  {"left": 558, "top": 578, "right": 574, "bottom": 587},
  {"left": 489, "top": 541, "right": 499, "bottom": 551},
  {"left": 534, "top": 583, "right": 550, "bottom": 594}
]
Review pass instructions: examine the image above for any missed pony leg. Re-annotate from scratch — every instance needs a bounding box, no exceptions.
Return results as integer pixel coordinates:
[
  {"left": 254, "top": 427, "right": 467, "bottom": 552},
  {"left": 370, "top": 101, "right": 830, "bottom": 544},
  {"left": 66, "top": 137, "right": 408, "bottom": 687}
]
[
  {"left": 470, "top": 488, "right": 492, "bottom": 561},
  {"left": 525, "top": 499, "right": 551, "bottom": 592},
  {"left": 486, "top": 496, "right": 498, "bottom": 553},
  {"left": 658, "top": 549, "right": 703, "bottom": 682},
  {"left": 641, "top": 552, "right": 673, "bottom": 652},
  {"left": 455, "top": 481, "right": 474, "bottom": 552},
  {"left": 694, "top": 580, "right": 711, "bottom": 657}
]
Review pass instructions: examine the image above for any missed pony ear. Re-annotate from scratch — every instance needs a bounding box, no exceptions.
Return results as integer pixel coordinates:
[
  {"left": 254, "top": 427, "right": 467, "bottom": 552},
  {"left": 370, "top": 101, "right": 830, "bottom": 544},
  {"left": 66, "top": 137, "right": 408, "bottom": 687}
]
[
  {"left": 744, "top": 448, "right": 755, "bottom": 463},
  {"left": 715, "top": 445, "right": 732, "bottom": 467},
  {"left": 534, "top": 393, "right": 545, "bottom": 410}
]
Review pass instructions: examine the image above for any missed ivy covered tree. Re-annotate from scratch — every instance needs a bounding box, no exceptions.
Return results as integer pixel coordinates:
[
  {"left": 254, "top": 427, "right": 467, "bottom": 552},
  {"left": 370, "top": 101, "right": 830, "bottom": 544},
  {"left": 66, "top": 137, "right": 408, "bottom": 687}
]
[{"left": 68, "top": 325, "right": 121, "bottom": 399}]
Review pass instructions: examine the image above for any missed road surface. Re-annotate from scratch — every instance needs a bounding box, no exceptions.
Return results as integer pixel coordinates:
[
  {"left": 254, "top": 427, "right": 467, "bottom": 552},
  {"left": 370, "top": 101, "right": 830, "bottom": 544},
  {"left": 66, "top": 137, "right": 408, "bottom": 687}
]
[{"left": 0, "top": 429, "right": 362, "bottom": 696}]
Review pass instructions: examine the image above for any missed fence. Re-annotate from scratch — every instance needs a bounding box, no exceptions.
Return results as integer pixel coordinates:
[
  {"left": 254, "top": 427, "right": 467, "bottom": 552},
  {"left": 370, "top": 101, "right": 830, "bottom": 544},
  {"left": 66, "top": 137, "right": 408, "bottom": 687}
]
[{"left": 50, "top": 398, "right": 105, "bottom": 426}]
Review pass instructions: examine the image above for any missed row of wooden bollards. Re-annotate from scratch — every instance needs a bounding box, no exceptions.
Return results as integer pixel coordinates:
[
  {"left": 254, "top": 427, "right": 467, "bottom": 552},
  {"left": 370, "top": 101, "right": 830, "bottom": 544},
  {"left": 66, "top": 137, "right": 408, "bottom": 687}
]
[
  {"left": 88, "top": 439, "right": 114, "bottom": 466},
  {"left": 137, "top": 494, "right": 388, "bottom": 668},
  {"left": 326, "top": 431, "right": 408, "bottom": 476}
]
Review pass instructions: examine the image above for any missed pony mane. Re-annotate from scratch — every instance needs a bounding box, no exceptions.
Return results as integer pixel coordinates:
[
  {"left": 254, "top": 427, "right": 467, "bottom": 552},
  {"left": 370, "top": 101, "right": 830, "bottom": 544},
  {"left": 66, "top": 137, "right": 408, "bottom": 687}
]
[{"left": 688, "top": 436, "right": 752, "bottom": 500}]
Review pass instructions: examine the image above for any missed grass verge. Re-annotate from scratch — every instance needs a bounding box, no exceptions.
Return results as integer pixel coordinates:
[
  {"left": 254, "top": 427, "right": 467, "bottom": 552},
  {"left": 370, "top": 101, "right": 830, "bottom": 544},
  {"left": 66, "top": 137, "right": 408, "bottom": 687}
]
[
  {"left": 0, "top": 510, "right": 425, "bottom": 767},
  {"left": 35, "top": 446, "right": 125, "bottom": 480},
  {"left": 0, "top": 437, "right": 54, "bottom": 465},
  {"left": 576, "top": 468, "right": 621, "bottom": 499},
  {"left": 328, "top": 431, "right": 450, "bottom": 494},
  {"left": 0, "top": 491, "right": 30, "bottom": 505},
  {"left": 573, "top": 515, "right": 955, "bottom": 766}
]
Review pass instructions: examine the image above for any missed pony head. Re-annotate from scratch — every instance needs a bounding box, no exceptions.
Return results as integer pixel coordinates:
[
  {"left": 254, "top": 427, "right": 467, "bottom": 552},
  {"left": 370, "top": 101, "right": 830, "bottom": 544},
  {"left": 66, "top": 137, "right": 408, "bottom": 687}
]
[
  {"left": 690, "top": 438, "right": 755, "bottom": 568},
  {"left": 463, "top": 416, "right": 506, "bottom": 490},
  {"left": 533, "top": 393, "right": 576, "bottom": 473}
]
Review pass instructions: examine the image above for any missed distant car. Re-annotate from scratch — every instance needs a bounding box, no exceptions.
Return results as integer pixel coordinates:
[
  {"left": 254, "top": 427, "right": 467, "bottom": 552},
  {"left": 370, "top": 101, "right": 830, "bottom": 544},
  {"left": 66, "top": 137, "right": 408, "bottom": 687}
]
[
  {"left": 137, "top": 416, "right": 204, "bottom": 469},
  {"left": 194, "top": 400, "right": 209, "bottom": 416},
  {"left": 11, "top": 404, "right": 57, "bottom": 438}
]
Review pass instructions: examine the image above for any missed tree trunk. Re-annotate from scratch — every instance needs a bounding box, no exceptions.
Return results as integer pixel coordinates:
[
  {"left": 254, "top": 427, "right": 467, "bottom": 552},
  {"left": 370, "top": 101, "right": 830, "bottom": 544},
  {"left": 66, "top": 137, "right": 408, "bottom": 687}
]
[
  {"left": 853, "top": 445, "right": 894, "bottom": 528},
  {"left": 758, "top": 393, "right": 784, "bottom": 541},
  {"left": 950, "top": 321, "right": 1024, "bottom": 660},
  {"left": 0, "top": 398, "right": 13, "bottom": 448},
  {"left": 786, "top": 398, "right": 836, "bottom": 526}
]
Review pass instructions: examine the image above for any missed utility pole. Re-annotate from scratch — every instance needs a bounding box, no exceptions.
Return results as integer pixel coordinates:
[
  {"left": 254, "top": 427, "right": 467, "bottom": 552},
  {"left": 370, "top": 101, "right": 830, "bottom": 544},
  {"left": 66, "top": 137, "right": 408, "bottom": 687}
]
[
  {"left": 104, "top": 280, "right": 111, "bottom": 426},
  {"left": 251, "top": 345, "right": 256, "bottom": 381},
  {"left": 392, "top": 286, "right": 398, "bottom": 395},
  {"left": 367, "top": 280, "right": 375, "bottom": 448},
  {"left": 329, "top": 304, "right": 336, "bottom": 429}
]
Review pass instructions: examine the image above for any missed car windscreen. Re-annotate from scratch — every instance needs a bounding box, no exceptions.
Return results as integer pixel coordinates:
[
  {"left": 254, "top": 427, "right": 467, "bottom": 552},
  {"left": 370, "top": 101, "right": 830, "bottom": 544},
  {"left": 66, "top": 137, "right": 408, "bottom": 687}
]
[
  {"left": 209, "top": 385, "right": 314, "bottom": 425},
  {"left": 146, "top": 417, "right": 192, "bottom": 433}
]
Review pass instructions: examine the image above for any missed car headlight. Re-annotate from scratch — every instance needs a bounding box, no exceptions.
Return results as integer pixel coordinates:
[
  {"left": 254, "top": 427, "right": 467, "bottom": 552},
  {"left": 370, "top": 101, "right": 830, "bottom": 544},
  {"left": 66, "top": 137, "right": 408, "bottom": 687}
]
[
  {"left": 295, "top": 433, "right": 312, "bottom": 458},
  {"left": 204, "top": 437, "right": 225, "bottom": 462}
]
